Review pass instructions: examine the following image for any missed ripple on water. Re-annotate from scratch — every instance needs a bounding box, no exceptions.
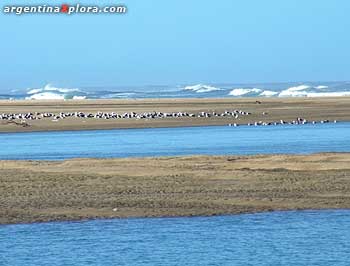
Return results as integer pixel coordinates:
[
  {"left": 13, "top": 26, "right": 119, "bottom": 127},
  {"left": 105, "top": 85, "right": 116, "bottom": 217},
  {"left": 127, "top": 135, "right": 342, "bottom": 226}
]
[{"left": 1, "top": 210, "right": 350, "bottom": 265}]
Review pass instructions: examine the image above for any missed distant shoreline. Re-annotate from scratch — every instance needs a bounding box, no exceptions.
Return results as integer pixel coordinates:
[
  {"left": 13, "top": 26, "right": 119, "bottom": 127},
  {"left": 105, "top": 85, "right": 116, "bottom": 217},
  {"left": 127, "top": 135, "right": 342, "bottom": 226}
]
[
  {"left": 1, "top": 153, "right": 350, "bottom": 225},
  {"left": 0, "top": 97, "right": 349, "bottom": 133}
]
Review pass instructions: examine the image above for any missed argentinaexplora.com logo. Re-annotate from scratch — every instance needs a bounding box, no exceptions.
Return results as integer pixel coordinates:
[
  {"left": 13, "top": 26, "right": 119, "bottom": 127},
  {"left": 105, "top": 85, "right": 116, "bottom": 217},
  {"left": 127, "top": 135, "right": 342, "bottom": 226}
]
[{"left": 2, "top": 4, "right": 127, "bottom": 15}]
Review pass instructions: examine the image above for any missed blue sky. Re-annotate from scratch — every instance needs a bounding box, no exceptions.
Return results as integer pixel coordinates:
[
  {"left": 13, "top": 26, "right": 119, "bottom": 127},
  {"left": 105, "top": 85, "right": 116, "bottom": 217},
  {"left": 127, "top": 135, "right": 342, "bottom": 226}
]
[{"left": 1, "top": 0, "right": 349, "bottom": 91}]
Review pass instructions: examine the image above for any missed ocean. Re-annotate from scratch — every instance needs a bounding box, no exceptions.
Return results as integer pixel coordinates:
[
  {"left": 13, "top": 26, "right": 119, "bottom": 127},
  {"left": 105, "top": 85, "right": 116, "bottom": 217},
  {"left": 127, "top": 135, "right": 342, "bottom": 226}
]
[{"left": 2, "top": 81, "right": 350, "bottom": 100}]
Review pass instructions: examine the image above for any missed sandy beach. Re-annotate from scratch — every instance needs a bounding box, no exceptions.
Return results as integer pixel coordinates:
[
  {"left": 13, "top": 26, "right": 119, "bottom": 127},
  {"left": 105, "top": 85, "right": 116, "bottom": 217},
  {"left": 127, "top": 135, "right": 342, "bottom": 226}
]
[
  {"left": 0, "top": 97, "right": 349, "bottom": 132},
  {"left": 1, "top": 153, "right": 350, "bottom": 224}
]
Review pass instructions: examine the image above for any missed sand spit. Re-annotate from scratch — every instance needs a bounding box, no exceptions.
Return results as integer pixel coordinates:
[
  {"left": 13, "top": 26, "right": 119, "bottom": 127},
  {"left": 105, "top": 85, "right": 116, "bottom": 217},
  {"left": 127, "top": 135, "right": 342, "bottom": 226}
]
[
  {"left": 1, "top": 153, "right": 350, "bottom": 224},
  {"left": 0, "top": 97, "right": 349, "bottom": 132}
]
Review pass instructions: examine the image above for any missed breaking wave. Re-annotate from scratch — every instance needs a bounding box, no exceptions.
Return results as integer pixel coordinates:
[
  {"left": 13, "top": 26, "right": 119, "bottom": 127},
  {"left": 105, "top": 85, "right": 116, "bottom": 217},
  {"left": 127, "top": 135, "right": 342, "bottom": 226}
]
[
  {"left": 183, "top": 84, "right": 221, "bottom": 93},
  {"left": 25, "top": 84, "right": 87, "bottom": 100},
  {"left": 226, "top": 84, "right": 350, "bottom": 98},
  {"left": 277, "top": 84, "right": 350, "bottom": 97},
  {"left": 228, "top": 88, "right": 281, "bottom": 97},
  {"left": 228, "top": 88, "right": 262, "bottom": 96},
  {"left": 4, "top": 82, "right": 350, "bottom": 100},
  {"left": 278, "top": 85, "right": 312, "bottom": 97},
  {"left": 259, "top": 90, "right": 279, "bottom": 97},
  {"left": 315, "top": 85, "right": 329, "bottom": 89}
]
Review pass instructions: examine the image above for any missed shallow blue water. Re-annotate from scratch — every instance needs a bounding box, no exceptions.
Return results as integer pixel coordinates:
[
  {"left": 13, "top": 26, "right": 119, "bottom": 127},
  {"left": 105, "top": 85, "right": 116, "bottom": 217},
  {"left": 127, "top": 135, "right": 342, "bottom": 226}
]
[
  {"left": 1, "top": 210, "right": 350, "bottom": 266},
  {"left": 1, "top": 123, "right": 350, "bottom": 160}
]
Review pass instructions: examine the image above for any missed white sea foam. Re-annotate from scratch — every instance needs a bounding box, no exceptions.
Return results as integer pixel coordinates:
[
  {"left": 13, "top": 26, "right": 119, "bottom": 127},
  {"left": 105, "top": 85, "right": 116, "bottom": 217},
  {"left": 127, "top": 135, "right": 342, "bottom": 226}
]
[
  {"left": 27, "top": 88, "right": 43, "bottom": 94},
  {"left": 278, "top": 84, "right": 311, "bottom": 97},
  {"left": 72, "top": 96, "right": 87, "bottom": 100},
  {"left": 278, "top": 84, "right": 350, "bottom": 97},
  {"left": 26, "top": 92, "right": 66, "bottom": 100},
  {"left": 15, "top": 82, "right": 350, "bottom": 100},
  {"left": 183, "top": 84, "right": 221, "bottom": 93},
  {"left": 259, "top": 90, "right": 279, "bottom": 97},
  {"left": 27, "top": 84, "right": 81, "bottom": 95},
  {"left": 278, "top": 90, "right": 308, "bottom": 97},
  {"left": 285, "top": 84, "right": 311, "bottom": 91},
  {"left": 315, "top": 85, "right": 329, "bottom": 89},
  {"left": 25, "top": 84, "right": 85, "bottom": 100},
  {"left": 228, "top": 88, "right": 262, "bottom": 96},
  {"left": 305, "top": 91, "right": 350, "bottom": 97}
]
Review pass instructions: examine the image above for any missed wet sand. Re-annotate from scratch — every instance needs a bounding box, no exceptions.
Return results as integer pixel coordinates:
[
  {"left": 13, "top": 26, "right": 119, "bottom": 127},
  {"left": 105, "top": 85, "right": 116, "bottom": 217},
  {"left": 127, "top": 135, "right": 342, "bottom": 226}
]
[
  {"left": 0, "top": 97, "right": 350, "bottom": 132},
  {"left": 1, "top": 153, "right": 350, "bottom": 224}
]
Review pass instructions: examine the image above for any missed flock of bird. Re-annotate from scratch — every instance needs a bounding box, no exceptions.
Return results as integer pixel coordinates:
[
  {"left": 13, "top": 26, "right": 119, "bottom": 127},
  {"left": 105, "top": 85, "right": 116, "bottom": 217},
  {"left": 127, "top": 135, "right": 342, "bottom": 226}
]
[
  {"left": 0, "top": 110, "right": 337, "bottom": 128},
  {"left": 228, "top": 117, "right": 336, "bottom": 127},
  {"left": 0, "top": 109, "right": 251, "bottom": 122}
]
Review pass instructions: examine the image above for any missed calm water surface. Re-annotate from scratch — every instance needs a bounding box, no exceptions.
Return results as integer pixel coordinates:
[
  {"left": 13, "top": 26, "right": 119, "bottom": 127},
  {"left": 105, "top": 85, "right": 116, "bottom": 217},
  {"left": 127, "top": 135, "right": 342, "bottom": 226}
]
[
  {"left": 1, "top": 210, "right": 350, "bottom": 266},
  {"left": 1, "top": 123, "right": 350, "bottom": 160}
]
